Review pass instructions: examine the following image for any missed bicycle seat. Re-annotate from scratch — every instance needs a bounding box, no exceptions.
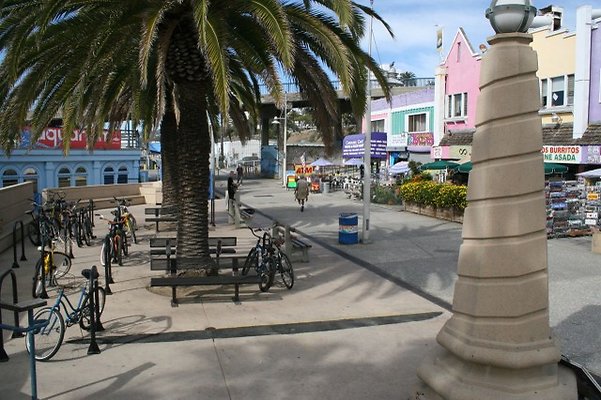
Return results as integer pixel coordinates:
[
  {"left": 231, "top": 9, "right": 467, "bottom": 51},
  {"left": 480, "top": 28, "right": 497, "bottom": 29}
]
[{"left": 81, "top": 268, "right": 99, "bottom": 280}]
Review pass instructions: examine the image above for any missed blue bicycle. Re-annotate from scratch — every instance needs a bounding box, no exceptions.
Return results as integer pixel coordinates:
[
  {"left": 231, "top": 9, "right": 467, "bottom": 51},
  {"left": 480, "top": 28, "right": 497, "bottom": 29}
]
[{"left": 26, "top": 270, "right": 106, "bottom": 361}]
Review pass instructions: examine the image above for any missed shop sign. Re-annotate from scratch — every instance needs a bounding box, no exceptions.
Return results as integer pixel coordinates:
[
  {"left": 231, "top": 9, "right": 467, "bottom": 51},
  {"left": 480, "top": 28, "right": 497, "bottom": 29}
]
[
  {"left": 19, "top": 127, "right": 122, "bottom": 150},
  {"left": 408, "top": 132, "right": 434, "bottom": 147},
  {"left": 294, "top": 165, "right": 314, "bottom": 175},
  {"left": 343, "top": 132, "right": 387, "bottom": 159},
  {"left": 449, "top": 146, "right": 471, "bottom": 159},
  {"left": 587, "top": 192, "right": 599, "bottom": 201},
  {"left": 581, "top": 146, "right": 601, "bottom": 164},
  {"left": 541, "top": 146, "right": 581, "bottom": 163},
  {"left": 387, "top": 132, "right": 408, "bottom": 148}
]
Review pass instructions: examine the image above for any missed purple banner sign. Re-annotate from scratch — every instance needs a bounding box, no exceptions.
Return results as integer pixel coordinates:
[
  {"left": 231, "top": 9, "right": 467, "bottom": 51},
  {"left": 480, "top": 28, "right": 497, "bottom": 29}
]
[{"left": 342, "top": 132, "right": 387, "bottom": 159}]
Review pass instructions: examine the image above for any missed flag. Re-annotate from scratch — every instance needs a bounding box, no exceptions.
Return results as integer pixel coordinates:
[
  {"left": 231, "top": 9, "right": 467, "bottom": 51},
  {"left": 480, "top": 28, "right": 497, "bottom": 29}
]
[{"left": 300, "top": 152, "right": 306, "bottom": 167}]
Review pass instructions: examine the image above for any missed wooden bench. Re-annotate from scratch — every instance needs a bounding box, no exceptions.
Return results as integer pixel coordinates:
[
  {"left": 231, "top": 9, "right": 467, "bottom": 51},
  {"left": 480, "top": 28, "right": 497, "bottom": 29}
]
[
  {"left": 273, "top": 224, "right": 312, "bottom": 263},
  {"left": 145, "top": 206, "right": 178, "bottom": 232},
  {"left": 148, "top": 237, "right": 237, "bottom": 257},
  {"left": 150, "top": 255, "right": 261, "bottom": 306},
  {"left": 290, "top": 237, "right": 312, "bottom": 263}
]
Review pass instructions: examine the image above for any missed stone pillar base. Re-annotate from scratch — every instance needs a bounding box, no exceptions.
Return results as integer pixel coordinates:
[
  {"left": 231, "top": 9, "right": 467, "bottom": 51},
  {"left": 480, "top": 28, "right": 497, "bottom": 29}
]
[{"left": 416, "top": 347, "right": 577, "bottom": 400}]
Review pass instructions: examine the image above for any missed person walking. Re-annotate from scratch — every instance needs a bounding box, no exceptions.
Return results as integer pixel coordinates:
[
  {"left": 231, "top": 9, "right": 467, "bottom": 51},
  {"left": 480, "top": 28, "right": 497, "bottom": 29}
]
[
  {"left": 236, "top": 164, "right": 244, "bottom": 185},
  {"left": 295, "top": 175, "right": 309, "bottom": 212},
  {"left": 227, "top": 171, "right": 238, "bottom": 217}
]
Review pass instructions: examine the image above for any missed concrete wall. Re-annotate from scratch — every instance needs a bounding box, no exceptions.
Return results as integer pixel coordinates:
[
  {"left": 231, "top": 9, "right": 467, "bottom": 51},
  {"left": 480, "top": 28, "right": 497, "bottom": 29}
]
[
  {"left": 0, "top": 182, "right": 35, "bottom": 254},
  {"left": 43, "top": 183, "right": 145, "bottom": 210}
]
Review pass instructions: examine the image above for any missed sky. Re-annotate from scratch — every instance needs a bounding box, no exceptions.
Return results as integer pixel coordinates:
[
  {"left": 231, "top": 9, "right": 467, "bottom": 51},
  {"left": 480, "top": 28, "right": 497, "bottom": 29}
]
[{"left": 354, "top": 0, "right": 589, "bottom": 78}]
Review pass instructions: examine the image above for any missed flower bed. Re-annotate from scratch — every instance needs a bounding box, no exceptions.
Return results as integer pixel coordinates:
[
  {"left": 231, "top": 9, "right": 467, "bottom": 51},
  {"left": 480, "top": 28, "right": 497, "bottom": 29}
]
[{"left": 398, "top": 181, "right": 466, "bottom": 223}]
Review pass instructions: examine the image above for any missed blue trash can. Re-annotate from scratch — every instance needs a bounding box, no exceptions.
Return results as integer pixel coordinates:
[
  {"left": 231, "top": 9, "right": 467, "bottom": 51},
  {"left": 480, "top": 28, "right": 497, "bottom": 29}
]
[{"left": 339, "top": 213, "right": 359, "bottom": 244}]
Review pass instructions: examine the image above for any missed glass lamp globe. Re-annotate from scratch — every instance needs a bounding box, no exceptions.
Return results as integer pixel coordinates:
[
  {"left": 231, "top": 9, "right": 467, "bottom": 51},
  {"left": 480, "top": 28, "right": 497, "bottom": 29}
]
[{"left": 485, "top": 0, "right": 537, "bottom": 33}]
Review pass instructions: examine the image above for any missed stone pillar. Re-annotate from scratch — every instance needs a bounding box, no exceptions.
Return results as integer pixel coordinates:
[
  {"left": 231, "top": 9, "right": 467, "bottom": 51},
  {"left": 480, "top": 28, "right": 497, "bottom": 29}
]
[{"left": 416, "top": 33, "right": 576, "bottom": 400}]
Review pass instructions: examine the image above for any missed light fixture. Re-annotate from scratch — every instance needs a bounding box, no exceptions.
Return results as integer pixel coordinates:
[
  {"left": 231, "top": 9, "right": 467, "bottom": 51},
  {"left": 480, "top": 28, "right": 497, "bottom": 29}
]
[
  {"left": 485, "top": 0, "right": 537, "bottom": 33},
  {"left": 551, "top": 112, "right": 563, "bottom": 125}
]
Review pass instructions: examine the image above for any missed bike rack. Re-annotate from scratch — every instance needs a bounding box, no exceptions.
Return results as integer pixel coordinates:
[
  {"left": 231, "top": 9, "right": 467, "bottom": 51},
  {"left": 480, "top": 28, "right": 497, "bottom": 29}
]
[
  {"left": 103, "top": 234, "right": 114, "bottom": 294},
  {"left": 85, "top": 265, "right": 102, "bottom": 355},
  {"left": 89, "top": 199, "right": 95, "bottom": 228},
  {"left": 0, "top": 268, "right": 24, "bottom": 361},
  {"left": 12, "top": 221, "right": 27, "bottom": 269}
]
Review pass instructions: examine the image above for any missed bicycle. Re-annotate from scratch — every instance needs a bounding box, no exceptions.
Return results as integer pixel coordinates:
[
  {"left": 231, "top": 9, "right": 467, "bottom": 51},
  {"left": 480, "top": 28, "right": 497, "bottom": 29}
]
[
  {"left": 98, "top": 213, "right": 127, "bottom": 266},
  {"left": 26, "top": 269, "right": 106, "bottom": 361},
  {"left": 271, "top": 235, "right": 295, "bottom": 289},
  {"left": 114, "top": 197, "right": 137, "bottom": 245},
  {"left": 242, "top": 226, "right": 277, "bottom": 292},
  {"left": 32, "top": 238, "right": 72, "bottom": 298}
]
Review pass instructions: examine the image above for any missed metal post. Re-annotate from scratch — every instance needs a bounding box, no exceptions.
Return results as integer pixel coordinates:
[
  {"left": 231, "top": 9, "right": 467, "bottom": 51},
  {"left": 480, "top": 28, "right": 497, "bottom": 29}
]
[
  {"left": 362, "top": 0, "right": 374, "bottom": 244},
  {"left": 27, "top": 309, "right": 38, "bottom": 400},
  {"left": 87, "top": 266, "right": 101, "bottom": 355},
  {"left": 282, "top": 91, "right": 288, "bottom": 188}
]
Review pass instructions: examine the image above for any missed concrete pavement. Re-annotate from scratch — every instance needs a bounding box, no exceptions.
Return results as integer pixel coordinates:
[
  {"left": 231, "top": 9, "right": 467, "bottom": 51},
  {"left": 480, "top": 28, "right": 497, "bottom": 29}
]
[
  {"left": 228, "top": 175, "right": 601, "bottom": 378},
  {"left": 1, "top": 173, "right": 599, "bottom": 399},
  {"left": 0, "top": 195, "right": 446, "bottom": 399}
]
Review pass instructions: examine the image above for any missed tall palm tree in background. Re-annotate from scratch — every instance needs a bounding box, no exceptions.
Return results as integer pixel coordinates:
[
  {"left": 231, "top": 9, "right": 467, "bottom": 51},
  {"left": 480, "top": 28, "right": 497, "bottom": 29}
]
[
  {"left": 399, "top": 71, "right": 417, "bottom": 86},
  {"left": 0, "top": 0, "right": 391, "bottom": 267}
]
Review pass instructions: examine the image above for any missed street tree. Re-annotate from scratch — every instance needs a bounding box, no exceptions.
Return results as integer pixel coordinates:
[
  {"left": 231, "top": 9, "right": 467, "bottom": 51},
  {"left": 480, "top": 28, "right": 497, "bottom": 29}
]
[{"left": 0, "top": 0, "right": 392, "bottom": 267}]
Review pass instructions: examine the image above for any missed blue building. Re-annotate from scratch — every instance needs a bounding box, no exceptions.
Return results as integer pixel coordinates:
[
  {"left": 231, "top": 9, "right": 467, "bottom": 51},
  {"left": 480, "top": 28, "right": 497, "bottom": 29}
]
[{"left": 0, "top": 126, "right": 141, "bottom": 193}]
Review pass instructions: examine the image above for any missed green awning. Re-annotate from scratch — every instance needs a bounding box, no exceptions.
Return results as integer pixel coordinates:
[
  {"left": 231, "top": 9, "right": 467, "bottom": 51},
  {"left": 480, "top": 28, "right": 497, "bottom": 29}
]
[
  {"left": 419, "top": 160, "right": 459, "bottom": 171},
  {"left": 452, "top": 161, "right": 567, "bottom": 175}
]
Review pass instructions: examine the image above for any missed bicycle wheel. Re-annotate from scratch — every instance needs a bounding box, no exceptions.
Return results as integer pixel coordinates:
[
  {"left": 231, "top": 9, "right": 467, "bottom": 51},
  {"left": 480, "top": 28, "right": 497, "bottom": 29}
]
[
  {"left": 72, "top": 221, "right": 83, "bottom": 247},
  {"left": 259, "top": 257, "right": 276, "bottom": 292},
  {"left": 52, "top": 251, "right": 72, "bottom": 279},
  {"left": 242, "top": 248, "right": 257, "bottom": 275},
  {"left": 32, "top": 259, "right": 44, "bottom": 298},
  {"left": 127, "top": 217, "right": 137, "bottom": 244},
  {"left": 79, "top": 287, "right": 107, "bottom": 331},
  {"left": 83, "top": 217, "right": 94, "bottom": 245},
  {"left": 26, "top": 307, "right": 65, "bottom": 361},
  {"left": 114, "top": 235, "right": 123, "bottom": 266},
  {"left": 100, "top": 236, "right": 110, "bottom": 267},
  {"left": 28, "top": 222, "right": 41, "bottom": 246},
  {"left": 122, "top": 232, "right": 129, "bottom": 257},
  {"left": 279, "top": 252, "right": 295, "bottom": 289}
]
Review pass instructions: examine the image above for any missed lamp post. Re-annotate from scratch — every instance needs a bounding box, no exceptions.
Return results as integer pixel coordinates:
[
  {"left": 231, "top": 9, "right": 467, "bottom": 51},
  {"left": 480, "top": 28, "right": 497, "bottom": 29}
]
[
  {"left": 416, "top": 1, "right": 577, "bottom": 399},
  {"left": 273, "top": 91, "right": 289, "bottom": 187},
  {"left": 362, "top": 0, "right": 374, "bottom": 244}
]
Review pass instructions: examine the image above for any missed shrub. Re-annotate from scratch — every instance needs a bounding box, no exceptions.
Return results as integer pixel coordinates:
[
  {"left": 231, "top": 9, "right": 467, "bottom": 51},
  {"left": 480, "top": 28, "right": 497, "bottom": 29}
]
[
  {"left": 372, "top": 184, "right": 402, "bottom": 205},
  {"left": 398, "top": 181, "right": 467, "bottom": 211}
]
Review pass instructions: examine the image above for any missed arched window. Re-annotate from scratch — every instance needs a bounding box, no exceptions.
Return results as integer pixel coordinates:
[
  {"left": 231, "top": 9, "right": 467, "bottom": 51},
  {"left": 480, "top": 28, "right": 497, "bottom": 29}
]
[
  {"left": 1, "top": 169, "right": 18, "bottom": 187},
  {"left": 117, "top": 165, "right": 128, "bottom": 184},
  {"left": 57, "top": 167, "right": 71, "bottom": 187},
  {"left": 103, "top": 166, "right": 115, "bottom": 184},
  {"left": 75, "top": 166, "right": 87, "bottom": 186},
  {"left": 23, "top": 167, "right": 39, "bottom": 192}
]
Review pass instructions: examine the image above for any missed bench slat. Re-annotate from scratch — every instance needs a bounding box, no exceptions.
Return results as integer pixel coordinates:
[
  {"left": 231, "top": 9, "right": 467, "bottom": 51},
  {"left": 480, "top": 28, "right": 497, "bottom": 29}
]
[
  {"left": 145, "top": 217, "right": 178, "bottom": 223},
  {"left": 291, "top": 238, "right": 312, "bottom": 248},
  {"left": 151, "top": 275, "right": 262, "bottom": 287},
  {"left": 149, "top": 237, "right": 237, "bottom": 247},
  {"left": 150, "top": 255, "right": 247, "bottom": 271}
]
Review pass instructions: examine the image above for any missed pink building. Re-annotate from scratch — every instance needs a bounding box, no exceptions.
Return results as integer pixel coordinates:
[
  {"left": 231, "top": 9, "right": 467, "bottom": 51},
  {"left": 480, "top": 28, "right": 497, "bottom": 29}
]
[{"left": 432, "top": 28, "right": 482, "bottom": 160}]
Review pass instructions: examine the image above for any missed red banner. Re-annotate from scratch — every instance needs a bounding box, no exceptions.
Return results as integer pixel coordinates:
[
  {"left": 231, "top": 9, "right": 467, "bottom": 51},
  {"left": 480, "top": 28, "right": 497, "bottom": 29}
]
[{"left": 21, "top": 127, "right": 122, "bottom": 150}]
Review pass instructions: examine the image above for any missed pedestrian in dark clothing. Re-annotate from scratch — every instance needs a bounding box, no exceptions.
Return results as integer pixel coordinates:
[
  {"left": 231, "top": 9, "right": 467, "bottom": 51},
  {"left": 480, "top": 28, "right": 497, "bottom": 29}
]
[
  {"left": 236, "top": 164, "right": 244, "bottom": 185},
  {"left": 359, "top": 164, "right": 365, "bottom": 179}
]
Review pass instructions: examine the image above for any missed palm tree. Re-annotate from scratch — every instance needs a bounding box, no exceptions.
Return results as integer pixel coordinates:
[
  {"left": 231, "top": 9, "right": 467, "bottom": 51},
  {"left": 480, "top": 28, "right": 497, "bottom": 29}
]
[
  {"left": 399, "top": 71, "right": 417, "bottom": 86},
  {"left": 0, "top": 0, "right": 392, "bottom": 267}
]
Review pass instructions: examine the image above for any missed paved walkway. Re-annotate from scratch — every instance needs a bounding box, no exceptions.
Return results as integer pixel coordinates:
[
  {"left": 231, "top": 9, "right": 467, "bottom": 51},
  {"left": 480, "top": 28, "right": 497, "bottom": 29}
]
[
  {"left": 227, "top": 175, "right": 601, "bottom": 377},
  {"left": 0, "top": 195, "right": 446, "bottom": 400},
  {"left": 1, "top": 175, "right": 599, "bottom": 399}
]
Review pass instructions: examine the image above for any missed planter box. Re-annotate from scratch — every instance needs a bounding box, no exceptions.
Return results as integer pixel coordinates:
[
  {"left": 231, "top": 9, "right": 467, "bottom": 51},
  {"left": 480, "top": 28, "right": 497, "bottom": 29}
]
[{"left": 403, "top": 202, "right": 463, "bottom": 223}]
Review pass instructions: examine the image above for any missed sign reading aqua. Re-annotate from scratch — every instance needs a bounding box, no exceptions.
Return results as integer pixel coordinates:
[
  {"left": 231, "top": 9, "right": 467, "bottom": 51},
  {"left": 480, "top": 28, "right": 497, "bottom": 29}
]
[{"left": 541, "top": 146, "right": 581, "bottom": 164}]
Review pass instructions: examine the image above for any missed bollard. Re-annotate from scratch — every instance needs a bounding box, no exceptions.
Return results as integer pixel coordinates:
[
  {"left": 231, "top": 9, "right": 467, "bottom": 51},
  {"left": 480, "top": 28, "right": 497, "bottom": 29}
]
[
  {"left": 89, "top": 199, "right": 95, "bottom": 228},
  {"left": 284, "top": 225, "right": 292, "bottom": 257},
  {"left": 12, "top": 221, "right": 27, "bottom": 268},
  {"left": 233, "top": 192, "right": 242, "bottom": 228},
  {"left": 86, "top": 266, "right": 101, "bottom": 355}
]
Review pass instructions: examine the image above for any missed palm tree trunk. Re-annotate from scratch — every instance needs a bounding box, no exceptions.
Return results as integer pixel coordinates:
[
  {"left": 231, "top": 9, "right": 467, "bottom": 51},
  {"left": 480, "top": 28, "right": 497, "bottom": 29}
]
[
  {"left": 174, "top": 80, "right": 214, "bottom": 268},
  {"left": 160, "top": 94, "right": 178, "bottom": 210}
]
